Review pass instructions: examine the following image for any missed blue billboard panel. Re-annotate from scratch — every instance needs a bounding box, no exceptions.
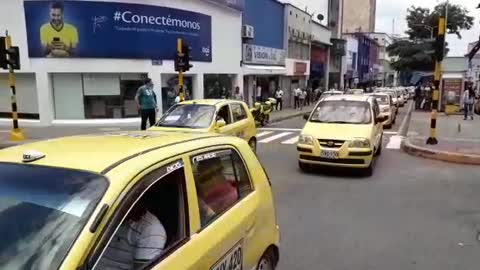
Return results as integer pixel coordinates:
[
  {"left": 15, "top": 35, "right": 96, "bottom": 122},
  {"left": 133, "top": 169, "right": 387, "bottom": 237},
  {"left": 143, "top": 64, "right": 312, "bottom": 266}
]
[
  {"left": 206, "top": 0, "right": 245, "bottom": 11},
  {"left": 23, "top": 1, "right": 212, "bottom": 61}
]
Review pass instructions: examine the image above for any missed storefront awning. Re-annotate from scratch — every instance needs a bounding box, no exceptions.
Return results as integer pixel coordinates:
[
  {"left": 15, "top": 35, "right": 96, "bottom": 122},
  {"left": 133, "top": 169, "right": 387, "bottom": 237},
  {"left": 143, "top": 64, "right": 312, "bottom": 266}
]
[{"left": 242, "top": 65, "right": 287, "bottom": 75}]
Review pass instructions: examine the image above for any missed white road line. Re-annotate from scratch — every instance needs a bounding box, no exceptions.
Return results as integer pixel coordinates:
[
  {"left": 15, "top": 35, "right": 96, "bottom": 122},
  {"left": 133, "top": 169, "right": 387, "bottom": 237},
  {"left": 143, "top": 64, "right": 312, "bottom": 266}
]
[
  {"left": 259, "top": 127, "right": 302, "bottom": 132},
  {"left": 259, "top": 132, "right": 293, "bottom": 143},
  {"left": 256, "top": 131, "right": 273, "bottom": 138},
  {"left": 0, "top": 130, "right": 10, "bottom": 133},
  {"left": 281, "top": 136, "right": 299, "bottom": 145},
  {"left": 383, "top": 131, "right": 398, "bottom": 135},
  {"left": 386, "top": 135, "right": 403, "bottom": 149}
]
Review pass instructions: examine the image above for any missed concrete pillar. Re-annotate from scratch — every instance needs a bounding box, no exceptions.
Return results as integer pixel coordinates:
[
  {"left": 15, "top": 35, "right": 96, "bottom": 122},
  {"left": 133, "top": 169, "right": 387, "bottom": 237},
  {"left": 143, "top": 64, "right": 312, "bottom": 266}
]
[
  {"left": 148, "top": 71, "right": 162, "bottom": 115},
  {"left": 232, "top": 74, "right": 244, "bottom": 98},
  {"left": 325, "top": 47, "right": 331, "bottom": 91},
  {"left": 193, "top": 73, "right": 204, "bottom": 99},
  {"left": 36, "top": 72, "right": 54, "bottom": 126}
]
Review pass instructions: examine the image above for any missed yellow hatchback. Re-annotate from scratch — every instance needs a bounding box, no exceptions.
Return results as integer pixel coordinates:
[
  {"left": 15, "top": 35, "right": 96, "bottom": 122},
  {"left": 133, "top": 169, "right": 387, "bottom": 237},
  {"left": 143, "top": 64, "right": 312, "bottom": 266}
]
[
  {"left": 0, "top": 132, "right": 279, "bottom": 270},
  {"left": 298, "top": 95, "right": 385, "bottom": 176},
  {"left": 150, "top": 100, "right": 258, "bottom": 151}
]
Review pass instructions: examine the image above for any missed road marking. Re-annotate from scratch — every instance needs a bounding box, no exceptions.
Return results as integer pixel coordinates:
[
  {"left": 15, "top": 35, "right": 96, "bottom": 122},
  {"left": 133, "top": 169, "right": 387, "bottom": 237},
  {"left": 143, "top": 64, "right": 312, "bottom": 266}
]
[
  {"left": 99, "top": 127, "right": 122, "bottom": 131},
  {"left": 256, "top": 131, "right": 273, "bottom": 138},
  {"left": 0, "top": 130, "right": 10, "bottom": 133},
  {"left": 383, "top": 131, "right": 398, "bottom": 135},
  {"left": 259, "top": 132, "right": 293, "bottom": 143},
  {"left": 259, "top": 127, "right": 302, "bottom": 132},
  {"left": 281, "top": 136, "right": 299, "bottom": 144},
  {"left": 386, "top": 135, "right": 403, "bottom": 149}
]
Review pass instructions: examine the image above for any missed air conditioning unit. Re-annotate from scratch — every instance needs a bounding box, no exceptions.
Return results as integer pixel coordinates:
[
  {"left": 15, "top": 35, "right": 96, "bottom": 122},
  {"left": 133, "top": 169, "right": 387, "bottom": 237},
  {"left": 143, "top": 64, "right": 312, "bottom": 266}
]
[{"left": 242, "top": 25, "right": 254, "bottom": 39}]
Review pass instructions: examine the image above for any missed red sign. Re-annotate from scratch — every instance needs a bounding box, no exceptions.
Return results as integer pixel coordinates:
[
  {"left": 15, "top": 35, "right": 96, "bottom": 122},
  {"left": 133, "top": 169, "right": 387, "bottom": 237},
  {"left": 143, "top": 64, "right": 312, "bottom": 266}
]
[{"left": 294, "top": 62, "right": 307, "bottom": 75}]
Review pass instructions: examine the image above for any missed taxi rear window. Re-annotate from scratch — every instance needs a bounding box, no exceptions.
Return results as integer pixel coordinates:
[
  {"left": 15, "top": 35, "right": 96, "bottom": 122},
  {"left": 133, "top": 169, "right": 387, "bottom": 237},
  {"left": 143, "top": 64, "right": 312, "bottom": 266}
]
[
  {"left": 0, "top": 163, "right": 108, "bottom": 269},
  {"left": 310, "top": 100, "right": 372, "bottom": 124}
]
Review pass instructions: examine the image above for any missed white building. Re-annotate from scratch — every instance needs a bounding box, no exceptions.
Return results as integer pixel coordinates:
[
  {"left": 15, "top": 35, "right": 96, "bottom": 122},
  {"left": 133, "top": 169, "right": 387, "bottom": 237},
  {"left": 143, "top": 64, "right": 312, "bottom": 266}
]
[
  {"left": 0, "top": 0, "right": 243, "bottom": 125},
  {"left": 367, "top": 32, "right": 396, "bottom": 86}
]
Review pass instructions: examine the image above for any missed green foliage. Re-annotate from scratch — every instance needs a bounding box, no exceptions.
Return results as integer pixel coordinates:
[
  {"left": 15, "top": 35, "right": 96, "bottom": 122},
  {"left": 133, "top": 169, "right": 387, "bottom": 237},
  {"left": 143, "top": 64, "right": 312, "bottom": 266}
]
[{"left": 387, "top": 2, "right": 474, "bottom": 71}]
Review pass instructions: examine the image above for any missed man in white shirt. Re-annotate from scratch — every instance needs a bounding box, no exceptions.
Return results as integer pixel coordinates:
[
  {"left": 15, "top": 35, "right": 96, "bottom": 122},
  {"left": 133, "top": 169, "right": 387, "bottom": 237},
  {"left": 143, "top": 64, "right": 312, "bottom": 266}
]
[
  {"left": 293, "top": 87, "right": 302, "bottom": 109},
  {"left": 275, "top": 89, "right": 284, "bottom": 111},
  {"left": 97, "top": 202, "right": 167, "bottom": 270},
  {"left": 256, "top": 85, "right": 262, "bottom": 103}
]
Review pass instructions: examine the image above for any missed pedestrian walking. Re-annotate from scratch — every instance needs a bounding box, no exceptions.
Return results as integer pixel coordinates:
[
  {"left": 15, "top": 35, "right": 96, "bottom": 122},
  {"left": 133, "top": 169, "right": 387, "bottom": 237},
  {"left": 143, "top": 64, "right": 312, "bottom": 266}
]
[
  {"left": 293, "top": 86, "right": 302, "bottom": 109},
  {"left": 275, "top": 88, "right": 284, "bottom": 111},
  {"left": 299, "top": 88, "right": 307, "bottom": 110},
  {"left": 233, "top": 86, "right": 243, "bottom": 101},
  {"left": 414, "top": 85, "right": 422, "bottom": 110},
  {"left": 135, "top": 78, "right": 158, "bottom": 130},
  {"left": 462, "top": 87, "right": 476, "bottom": 120}
]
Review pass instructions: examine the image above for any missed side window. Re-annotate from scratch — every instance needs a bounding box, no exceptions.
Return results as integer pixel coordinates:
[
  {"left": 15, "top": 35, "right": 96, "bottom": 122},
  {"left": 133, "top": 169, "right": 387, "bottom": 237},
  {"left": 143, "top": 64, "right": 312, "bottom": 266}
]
[
  {"left": 217, "top": 105, "right": 232, "bottom": 125},
  {"left": 191, "top": 149, "right": 253, "bottom": 227},
  {"left": 373, "top": 100, "right": 380, "bottom": 118},
  {"left": 94, "top": 161, "right": 188, "bottom": 270},
  {"left": 231, "top": 103, "right": 247, "bottom": 122}
]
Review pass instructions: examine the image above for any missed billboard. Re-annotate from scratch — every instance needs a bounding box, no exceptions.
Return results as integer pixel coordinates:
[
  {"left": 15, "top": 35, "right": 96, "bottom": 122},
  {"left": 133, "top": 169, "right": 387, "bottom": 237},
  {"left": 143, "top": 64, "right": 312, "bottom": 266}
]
[
  {"left": 205, "top": 0, "right": 245, "bottom": 11},
  {"left": 23, "top": 1, "right": 212, "bottom": 61}
]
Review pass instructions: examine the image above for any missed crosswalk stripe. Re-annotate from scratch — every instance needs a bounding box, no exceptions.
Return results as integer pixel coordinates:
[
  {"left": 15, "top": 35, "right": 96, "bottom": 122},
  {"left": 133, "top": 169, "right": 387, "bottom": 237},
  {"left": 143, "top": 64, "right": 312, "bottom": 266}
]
[
  {"left": 259, "top": 132, "right": 293, "bottom": 143},
  {"left": 386, "top": 135, "right": 403, "bottom": 149},
  {"left": 281, "top": 136, "right": 299, "bottom": 145},
  {"left": 256, "top": 131, "right": 273, "bottom": 138}
]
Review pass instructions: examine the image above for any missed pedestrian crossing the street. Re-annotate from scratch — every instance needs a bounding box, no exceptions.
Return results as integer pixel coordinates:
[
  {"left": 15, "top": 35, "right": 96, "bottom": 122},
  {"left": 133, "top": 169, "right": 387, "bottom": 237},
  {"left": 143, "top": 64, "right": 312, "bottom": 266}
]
[{"left": 256, "top": 128, "right": 401, "bottom": 147}]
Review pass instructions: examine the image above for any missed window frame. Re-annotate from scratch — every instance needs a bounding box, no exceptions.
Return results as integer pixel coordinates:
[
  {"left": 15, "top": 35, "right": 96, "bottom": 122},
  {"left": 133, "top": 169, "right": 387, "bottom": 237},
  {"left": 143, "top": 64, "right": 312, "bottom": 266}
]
[
  {"left": 230, "top": 103, "right": 248, "bottom": 122},
  {"left": 86, "top": 159, "right": 190, "bottom": 270},
  {"left": 189, "top": 147, "right": 254, "bottom": 230},
  {"left": 216, "top": 104, "right": 233, "bottom": 125}
]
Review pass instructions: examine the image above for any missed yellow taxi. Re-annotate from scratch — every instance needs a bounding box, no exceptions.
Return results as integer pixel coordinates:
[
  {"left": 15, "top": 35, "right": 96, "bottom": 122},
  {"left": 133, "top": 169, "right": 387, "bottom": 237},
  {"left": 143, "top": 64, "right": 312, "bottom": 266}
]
[
  {"left": 150, "top": 100, "right": 257, "bottom": 151},
  {"left": 0, "top": 132, "right": 279, "bottom": 270},
  {"left": 366, "top": 93, "right": 395, "bottom": 129},
  {"left": 298, "top": 95, "right": 385, "bottom": 176}
]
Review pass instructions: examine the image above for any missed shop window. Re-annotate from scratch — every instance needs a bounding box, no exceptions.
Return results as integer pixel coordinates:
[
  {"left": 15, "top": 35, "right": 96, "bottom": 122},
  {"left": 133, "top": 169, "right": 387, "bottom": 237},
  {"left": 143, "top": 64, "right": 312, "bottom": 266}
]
[
  {"left": 0, "top": 73, "right": 39, "bottom": 119},
  {"left": 204, "top": 74, "right": 233, "bottom": 99},
  {"left": 161, "top": 74, "right": 193, "bottom": 113}
]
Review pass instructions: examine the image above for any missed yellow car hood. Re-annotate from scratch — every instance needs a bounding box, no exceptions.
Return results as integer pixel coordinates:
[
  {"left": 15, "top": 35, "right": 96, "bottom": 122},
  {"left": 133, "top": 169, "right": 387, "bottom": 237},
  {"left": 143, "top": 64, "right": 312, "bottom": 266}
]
[
  {"left": 148, "top": 126, "right": 211, "bottom": 133},
  {"left": 302, "top": 122, "right": 372, "bottom": 140}
]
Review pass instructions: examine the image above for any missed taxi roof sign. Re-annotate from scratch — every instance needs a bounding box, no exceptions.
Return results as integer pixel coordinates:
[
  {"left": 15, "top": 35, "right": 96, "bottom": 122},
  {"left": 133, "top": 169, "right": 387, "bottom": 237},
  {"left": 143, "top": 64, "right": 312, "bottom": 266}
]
[{"left": 22, "top": 150, "right": 46, "bottom": 163}]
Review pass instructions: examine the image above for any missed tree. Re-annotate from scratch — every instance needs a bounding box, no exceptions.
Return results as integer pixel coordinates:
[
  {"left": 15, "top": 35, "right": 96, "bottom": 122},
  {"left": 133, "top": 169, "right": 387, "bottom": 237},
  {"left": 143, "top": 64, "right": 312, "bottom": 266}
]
[{"left": 387, "top": 2, "right": 474, "bottom": 72}]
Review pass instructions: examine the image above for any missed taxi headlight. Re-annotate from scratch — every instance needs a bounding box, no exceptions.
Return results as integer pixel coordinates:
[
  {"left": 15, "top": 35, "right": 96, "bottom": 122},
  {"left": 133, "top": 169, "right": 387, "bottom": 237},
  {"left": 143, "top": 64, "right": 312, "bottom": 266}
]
[
  {"left": 348, "top": 138, "right": 371, "bottom": 148},
  {"left": 298, "top": 135, "right": 314, "bottom": 145}
]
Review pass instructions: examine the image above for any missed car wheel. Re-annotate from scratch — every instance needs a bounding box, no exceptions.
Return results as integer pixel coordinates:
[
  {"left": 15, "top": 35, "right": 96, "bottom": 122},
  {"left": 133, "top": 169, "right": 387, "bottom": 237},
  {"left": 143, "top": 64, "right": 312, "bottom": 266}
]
[
  {"left": 363, "top": 159, "right": 374, "bottom": 177},
  {"left": 384, "top": 123, "right": 392, "bottom": 129},
  {"left": 299, "top": 161, "right": 311, "bottom": 172},
  {"left": 392, "top": 117, "right": 396, "bottom": 124},
  {"left": 375, "top": 137, "right": 383, "bottom": 156},
  {"left": 249, "top": 138, "right": 257, "bottom": 153},
  {"left": 257, "top": 249, "right": 276, "bottom": 270}
]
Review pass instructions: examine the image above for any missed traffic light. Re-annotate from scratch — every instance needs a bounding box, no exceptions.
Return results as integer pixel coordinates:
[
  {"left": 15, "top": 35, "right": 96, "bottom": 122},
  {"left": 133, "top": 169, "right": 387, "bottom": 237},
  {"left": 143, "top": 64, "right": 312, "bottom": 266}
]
[
  {"left": 0, "top": 36, "right": 21, "bottom": 70},
  {"left": 182, "top": 43, "right": 193, "bottom": 72},
  {"left": 174, "top": 51, "right": 185, "bottom": 72}
]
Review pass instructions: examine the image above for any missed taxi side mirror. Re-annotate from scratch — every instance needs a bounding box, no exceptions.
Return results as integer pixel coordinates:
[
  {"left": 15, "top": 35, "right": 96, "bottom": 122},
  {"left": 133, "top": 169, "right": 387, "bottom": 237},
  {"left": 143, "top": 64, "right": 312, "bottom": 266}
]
[
  {"left": 215, "top": 119, "right": 226, "bottom": 129},
  {"left": 303, "top": 113, "right": 310, "bottom": 120}
]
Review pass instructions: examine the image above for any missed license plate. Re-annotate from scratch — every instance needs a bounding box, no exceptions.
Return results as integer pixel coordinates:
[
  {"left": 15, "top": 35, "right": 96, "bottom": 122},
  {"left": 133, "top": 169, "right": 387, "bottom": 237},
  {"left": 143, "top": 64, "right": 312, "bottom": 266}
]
[
  {"left": 211, "top": 242, "right": 243, "bottom": 270},
  {"left": 321, "top": 150, "right": 338, "bottom": 159}
]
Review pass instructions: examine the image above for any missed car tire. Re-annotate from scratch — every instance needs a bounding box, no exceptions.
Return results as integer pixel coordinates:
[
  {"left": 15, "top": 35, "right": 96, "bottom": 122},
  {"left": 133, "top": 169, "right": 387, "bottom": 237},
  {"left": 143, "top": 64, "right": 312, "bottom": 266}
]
[
  {"left": 375, "top": 137, "right": 383, "bottom": 156},
  {"left": 299, "top": 161, "right": 311, "bottom": 172},
  {"left": 392, "top": 117, "right": 396, "bottom": 124},
  {"left": 363, "top": 159, "right": 374, "bottom": 177},
  {"left": 256, "top": 248, "right": 276, "bottom": 270},
  {"left": 249, "top": 138, "right": 257, "bottom": 153},
  {"left": 384, "top": 123, "right": 392, "bottom": 129}
]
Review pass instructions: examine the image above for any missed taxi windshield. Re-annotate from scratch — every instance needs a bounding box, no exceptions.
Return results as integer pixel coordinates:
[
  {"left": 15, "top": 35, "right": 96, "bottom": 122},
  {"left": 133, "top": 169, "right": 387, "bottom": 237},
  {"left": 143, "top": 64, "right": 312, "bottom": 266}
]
[
  {"left": 0, "top": 163, "right": 108, "bottom": 270},
  {"left": 310, "top": 100, "right": 372, "bottom": 124},
  {"left": 156, "top": 104, "right": 216, "bottom": 129}
]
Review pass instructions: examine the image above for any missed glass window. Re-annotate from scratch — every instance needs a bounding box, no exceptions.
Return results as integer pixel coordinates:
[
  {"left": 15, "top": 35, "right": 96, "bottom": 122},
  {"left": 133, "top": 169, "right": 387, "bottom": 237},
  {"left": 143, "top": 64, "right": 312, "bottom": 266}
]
[
  {"left": 156, "top": 104, "right": 215, "bottom": 129},
  {"left": 96, "top": 162, "right": 188, "bottom": 270},
  {"left": 204, "top": 74, "right": 233, "bottom": 99},
  {"left": 0, "top": 163, "right": 108, "bottom": 269},
  {"left": 372, "top": 95, "right": 389, "bottom": 105},
  {"left": 0, "top": 73, "right": 39, "bottom": 120},
  {"left": 191, "top": 150, "right": 253, "bottom": 227},
  {"left": 217, "top": 105, "right": 232, "bottom": 125},
  {"left": 230, "top": 103, "right": 247, "bottom": 122},
  {"left": 310, "top": 100, "right": 372, "bottom": 124}
]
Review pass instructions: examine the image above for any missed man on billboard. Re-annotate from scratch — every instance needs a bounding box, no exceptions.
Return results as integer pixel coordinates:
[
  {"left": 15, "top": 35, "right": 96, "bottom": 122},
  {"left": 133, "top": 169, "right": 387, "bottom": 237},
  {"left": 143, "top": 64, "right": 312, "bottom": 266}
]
[{"left": 40, "top": 1, "right": 79, "bottom": 57}]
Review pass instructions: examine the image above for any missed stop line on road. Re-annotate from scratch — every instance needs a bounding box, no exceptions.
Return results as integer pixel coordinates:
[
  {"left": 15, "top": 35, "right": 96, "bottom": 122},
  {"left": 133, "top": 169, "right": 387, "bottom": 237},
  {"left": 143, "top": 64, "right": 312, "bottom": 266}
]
[{"left": 257, "top": 128, "right": 400, "bottom": 146}]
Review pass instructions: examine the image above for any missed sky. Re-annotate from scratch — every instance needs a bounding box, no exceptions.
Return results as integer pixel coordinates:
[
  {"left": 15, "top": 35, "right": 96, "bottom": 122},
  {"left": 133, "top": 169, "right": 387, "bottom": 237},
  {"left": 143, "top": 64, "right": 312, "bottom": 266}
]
[{"left": 280, "top": 0, "right": 480, "bottom": 56}]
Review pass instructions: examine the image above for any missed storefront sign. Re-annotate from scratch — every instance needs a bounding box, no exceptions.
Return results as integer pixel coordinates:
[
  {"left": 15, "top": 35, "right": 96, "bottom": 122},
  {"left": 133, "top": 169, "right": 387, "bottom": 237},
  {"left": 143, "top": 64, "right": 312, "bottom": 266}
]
[
  {"left": 205, "top": 0, "right": 245, "bottom": 11},
  {"left": 294, "top": 62, "right": 307, "bottom": 75},
  {"left": 24, "top": 1, "right": 212, "bottom": 61},
  {"left": 243, "top": 44, "right": 286, "bottom": 66}
]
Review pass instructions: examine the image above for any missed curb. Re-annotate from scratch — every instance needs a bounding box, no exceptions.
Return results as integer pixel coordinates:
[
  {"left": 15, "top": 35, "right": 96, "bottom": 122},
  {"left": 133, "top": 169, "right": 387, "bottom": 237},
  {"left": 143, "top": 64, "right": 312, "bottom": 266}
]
[
  {"left": 398, "top": 101, "right": 414, "bottom": 137},
  {"left": 401, "top": 137, "right": 480, "bottom": 165}
]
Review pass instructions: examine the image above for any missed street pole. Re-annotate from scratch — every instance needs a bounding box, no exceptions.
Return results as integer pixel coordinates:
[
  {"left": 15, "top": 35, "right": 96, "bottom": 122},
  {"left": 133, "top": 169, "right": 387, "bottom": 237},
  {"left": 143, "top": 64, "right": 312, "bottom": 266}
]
[
  {"left": 3, "top": 33, "right": 26, "bottom": 141},
  {"left": 426, "top": 9, "right": 446, "bottom": 145},
  {"left": 177, "top": 38, "right": 185, "bottom": 102}
]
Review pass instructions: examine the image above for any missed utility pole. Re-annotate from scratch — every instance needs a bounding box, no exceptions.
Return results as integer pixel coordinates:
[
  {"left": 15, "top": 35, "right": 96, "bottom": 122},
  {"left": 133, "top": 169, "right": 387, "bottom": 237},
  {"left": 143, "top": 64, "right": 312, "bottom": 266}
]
[
  {"left": 174, "top": 38, "right": 193, "bottom": 102},
  {"left": 0, "top": 32, "right": 25, "bottom": 141},
  {"left": 426, "top": 6, "right": 447, "bottom": 145}
]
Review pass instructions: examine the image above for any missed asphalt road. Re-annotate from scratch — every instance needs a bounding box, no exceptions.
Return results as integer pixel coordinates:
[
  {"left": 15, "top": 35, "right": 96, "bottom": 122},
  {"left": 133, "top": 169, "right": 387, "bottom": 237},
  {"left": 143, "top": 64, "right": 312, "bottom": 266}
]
[{"left": 257, "top": 104, "right": 480, "bottom": 270}]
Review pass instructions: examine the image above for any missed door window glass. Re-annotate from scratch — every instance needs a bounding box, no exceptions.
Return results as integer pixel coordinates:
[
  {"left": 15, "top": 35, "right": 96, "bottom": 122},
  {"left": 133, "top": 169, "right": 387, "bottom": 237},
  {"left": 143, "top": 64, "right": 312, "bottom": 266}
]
[
  {"left": 191, "top": 150, "right": 253, "bottom": 227},
  {"left": 230, "top": 103, "right": 247, "bottom": 122},
  {"left": 217, "top": 106, "right": 232, "bottom": 125},
  {"left": 95, "top": 162, "right": 188, "bottom": 270}
]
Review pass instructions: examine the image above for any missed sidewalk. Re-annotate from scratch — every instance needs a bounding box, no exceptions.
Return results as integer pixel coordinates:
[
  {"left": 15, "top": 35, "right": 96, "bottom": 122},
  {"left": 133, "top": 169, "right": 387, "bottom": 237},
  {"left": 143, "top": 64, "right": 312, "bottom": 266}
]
[
  {"left": 0, "top": 104, "right": 314, "bottom": 148},
  {"left": 402, "top": 111, "right": 480, "bottom": 165}
]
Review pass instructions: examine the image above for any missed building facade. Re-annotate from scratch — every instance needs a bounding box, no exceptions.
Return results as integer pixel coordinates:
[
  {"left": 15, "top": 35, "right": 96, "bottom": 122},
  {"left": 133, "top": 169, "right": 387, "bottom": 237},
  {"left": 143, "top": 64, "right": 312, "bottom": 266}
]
[
  {"left": 327, "top": 0, "right": 346, "bottom": 89},
  {"left": 242, "top": 0, "right": 286, "bottom": 106},
  {"left": 0, "top": 0, "right": 244, "bottom": 125},
  {"left": 342, "top": 0, "right": 376, "bottom": 33},
  {"left": 310, "top": 21, "right": 331, "bottom": 91},
  {"left": 344, "top": 35, "right": 359, "bottom": 88},
  {"left": 367, "top": 32, "right": 396, "bottom": 86},
  {"left": 344, "top": 33, "right": 379, "bottom": 87}
]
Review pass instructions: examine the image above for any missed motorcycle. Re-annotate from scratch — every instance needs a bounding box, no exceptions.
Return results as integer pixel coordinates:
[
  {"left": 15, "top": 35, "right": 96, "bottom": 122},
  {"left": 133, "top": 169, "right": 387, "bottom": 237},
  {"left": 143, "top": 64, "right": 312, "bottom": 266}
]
[{"left": 250, "top": 98, "right": 277, "bottom": 126}]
